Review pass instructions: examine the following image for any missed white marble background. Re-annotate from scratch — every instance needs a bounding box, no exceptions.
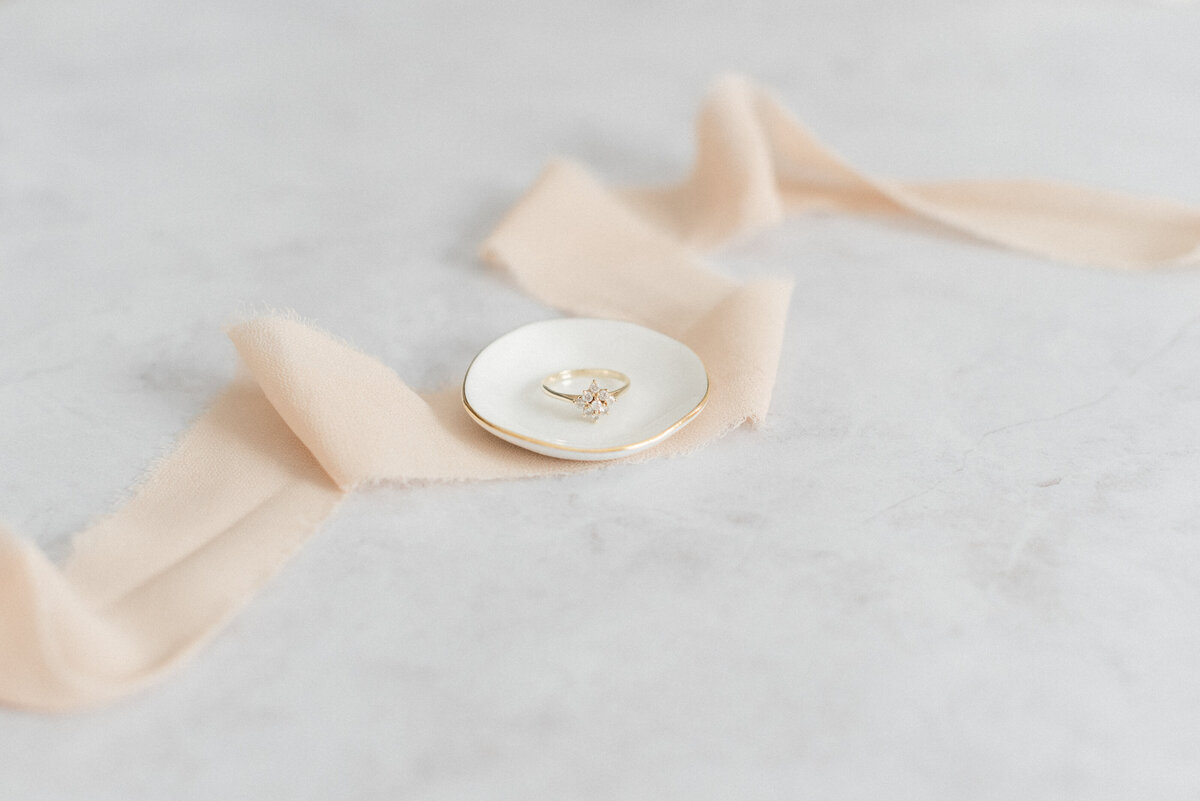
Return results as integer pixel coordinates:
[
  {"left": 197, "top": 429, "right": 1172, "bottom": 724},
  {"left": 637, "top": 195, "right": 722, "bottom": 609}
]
[{"left": 2, "top": 1, "right": 1200, "bottom": 798}]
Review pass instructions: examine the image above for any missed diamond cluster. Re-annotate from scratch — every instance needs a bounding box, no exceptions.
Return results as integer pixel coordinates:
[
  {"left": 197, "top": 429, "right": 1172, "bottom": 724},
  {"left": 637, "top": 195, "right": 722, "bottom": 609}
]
[{"left": 574, "top": 379, "right": 615, "bottom": 420}]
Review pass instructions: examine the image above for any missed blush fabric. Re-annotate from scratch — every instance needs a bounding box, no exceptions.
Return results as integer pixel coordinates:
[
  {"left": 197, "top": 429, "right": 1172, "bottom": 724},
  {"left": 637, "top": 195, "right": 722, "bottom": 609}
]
[{"left": 2, "top": 76, "right": 1197, "bottom": 712}]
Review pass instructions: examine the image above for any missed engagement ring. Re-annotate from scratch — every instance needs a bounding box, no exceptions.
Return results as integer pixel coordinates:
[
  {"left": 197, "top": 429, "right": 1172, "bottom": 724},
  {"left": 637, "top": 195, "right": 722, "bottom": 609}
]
[{"left": 541, "top": 368, "right": 630, "bottom": 421}]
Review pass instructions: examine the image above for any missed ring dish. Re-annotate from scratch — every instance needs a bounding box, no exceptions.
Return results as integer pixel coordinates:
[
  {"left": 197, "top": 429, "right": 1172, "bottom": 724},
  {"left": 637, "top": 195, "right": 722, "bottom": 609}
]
[{"left": 462, "top": 318, "right": 708, "bottom": 461}]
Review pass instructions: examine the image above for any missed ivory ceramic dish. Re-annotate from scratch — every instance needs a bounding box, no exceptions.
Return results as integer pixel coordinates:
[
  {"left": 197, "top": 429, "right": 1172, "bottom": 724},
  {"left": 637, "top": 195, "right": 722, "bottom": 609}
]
[{"left": 461, "top": 318, "right": 709, "bottom": 460}]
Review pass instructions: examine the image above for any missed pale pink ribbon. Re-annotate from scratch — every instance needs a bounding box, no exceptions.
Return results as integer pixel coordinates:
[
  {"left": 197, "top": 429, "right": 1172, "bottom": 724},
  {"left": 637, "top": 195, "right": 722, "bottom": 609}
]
[{"left": 2, "top": 76, "right": 1197, "bottom": 712}]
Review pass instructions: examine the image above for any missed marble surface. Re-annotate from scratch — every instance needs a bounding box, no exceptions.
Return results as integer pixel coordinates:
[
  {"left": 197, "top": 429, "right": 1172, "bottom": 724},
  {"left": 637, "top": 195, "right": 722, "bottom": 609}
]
[{"left": 2, "top": 1, "right": 1200, "bottom": 798}]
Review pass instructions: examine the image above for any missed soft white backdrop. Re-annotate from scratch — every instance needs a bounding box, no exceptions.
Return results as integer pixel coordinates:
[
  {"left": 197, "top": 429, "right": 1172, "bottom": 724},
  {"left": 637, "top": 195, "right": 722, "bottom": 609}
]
[{"left": 2, "top": 1, "right": 1199, "bottom": 798}]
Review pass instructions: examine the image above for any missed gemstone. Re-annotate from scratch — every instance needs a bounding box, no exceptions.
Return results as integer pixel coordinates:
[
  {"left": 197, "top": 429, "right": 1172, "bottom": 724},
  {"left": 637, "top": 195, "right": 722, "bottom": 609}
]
[{"left": 575, "top": 379, "right": 615, "bottom": 419}]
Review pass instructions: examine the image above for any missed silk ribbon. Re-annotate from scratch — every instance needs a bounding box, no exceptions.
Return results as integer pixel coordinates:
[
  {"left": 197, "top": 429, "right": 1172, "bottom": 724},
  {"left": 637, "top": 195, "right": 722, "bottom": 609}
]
[{"left": 2, "top": 76, "right": 1197, "bottom": 712}]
